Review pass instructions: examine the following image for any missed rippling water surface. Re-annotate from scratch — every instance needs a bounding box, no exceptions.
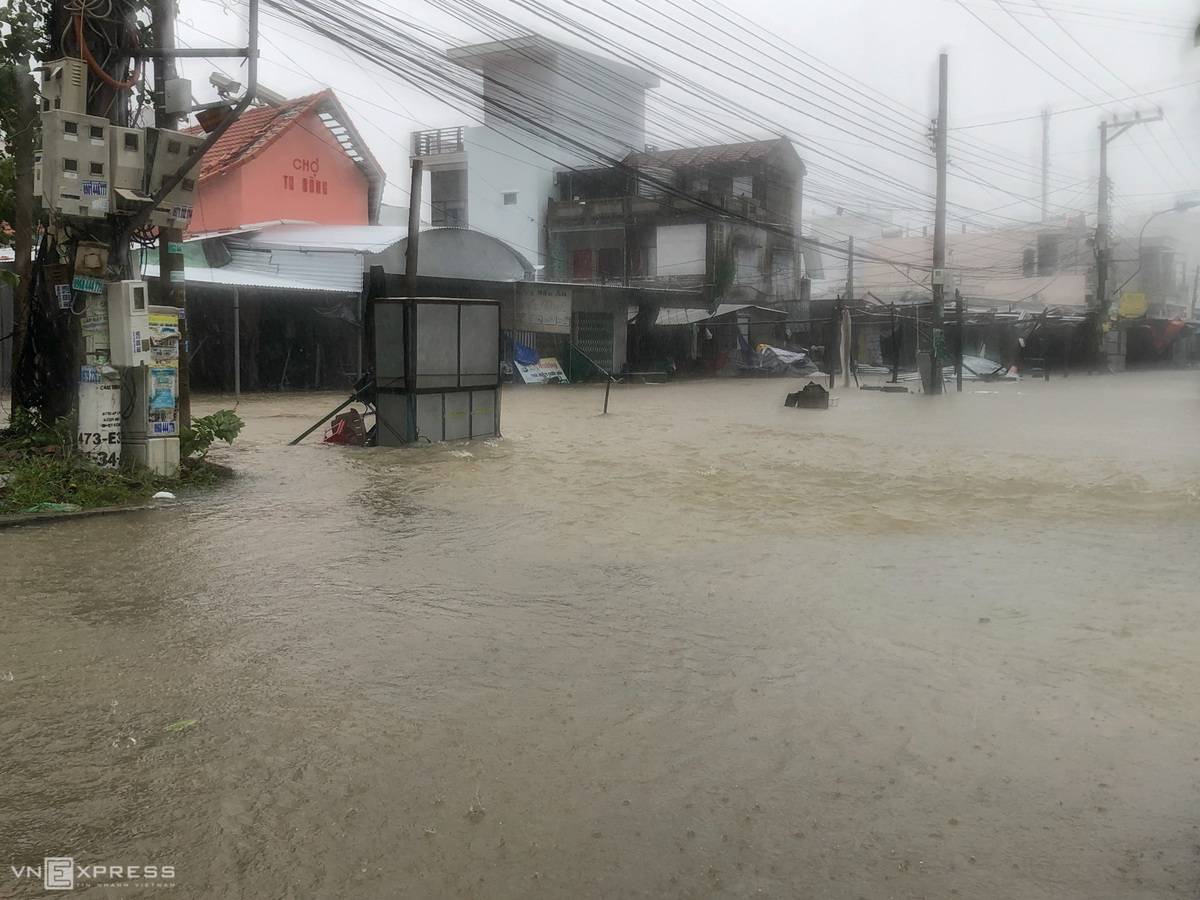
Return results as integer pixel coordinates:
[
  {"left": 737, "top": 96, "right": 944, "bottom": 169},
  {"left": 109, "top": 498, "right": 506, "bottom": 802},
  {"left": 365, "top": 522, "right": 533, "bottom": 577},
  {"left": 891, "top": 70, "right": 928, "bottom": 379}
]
[{"left": 2, "top": 373, "right": 1199, "bottom": 898}]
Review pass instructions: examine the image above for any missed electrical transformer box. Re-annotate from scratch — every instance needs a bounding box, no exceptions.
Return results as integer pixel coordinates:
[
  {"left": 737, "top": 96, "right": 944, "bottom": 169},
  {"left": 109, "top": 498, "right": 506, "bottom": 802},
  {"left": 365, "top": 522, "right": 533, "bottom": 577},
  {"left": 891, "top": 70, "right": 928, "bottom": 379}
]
[
  {"left": 40, "top": 110, "right": 110, "bottom": 219},
  {"left": 146, "top": 128, "right": 205, "bottom": 229},
  {"left": 39, "top": 58, "right": 87, "bottom": 114},
  {"left": 107, "top": 280, "right": 152, "bottom": 367},
  {"left": 109, "top": 126, "right": 150, "bottom": 214}
]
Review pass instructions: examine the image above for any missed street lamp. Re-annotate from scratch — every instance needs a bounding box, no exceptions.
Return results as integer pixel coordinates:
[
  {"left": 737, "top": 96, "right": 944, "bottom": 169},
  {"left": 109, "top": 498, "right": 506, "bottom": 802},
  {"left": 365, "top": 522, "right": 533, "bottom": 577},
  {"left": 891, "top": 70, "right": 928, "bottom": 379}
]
[{"left": 1116, "top": 198, "right": 1200, "bottom": 294}]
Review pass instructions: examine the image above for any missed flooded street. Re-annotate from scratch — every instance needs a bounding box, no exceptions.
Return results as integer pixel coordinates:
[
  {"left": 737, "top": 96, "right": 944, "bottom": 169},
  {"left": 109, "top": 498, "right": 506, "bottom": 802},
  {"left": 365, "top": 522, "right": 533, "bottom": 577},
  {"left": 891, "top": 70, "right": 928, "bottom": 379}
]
[{"left": 3, "top": 372, "right": 1200, "bottom": 898}]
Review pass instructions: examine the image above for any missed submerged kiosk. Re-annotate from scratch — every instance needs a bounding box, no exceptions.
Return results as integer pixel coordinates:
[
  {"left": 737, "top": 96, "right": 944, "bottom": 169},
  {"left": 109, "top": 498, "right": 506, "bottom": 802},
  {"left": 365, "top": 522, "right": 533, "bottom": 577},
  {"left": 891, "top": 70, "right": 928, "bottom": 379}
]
[{"left": 372, "top": 297, "right": 501, "bottom": 446}]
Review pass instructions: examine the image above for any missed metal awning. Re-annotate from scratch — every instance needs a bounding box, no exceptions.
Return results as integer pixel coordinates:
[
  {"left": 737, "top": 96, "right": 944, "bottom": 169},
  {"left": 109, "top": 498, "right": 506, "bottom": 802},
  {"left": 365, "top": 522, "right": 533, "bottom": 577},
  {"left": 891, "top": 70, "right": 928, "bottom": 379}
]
[{"left": 139, "top": 244, "right": 365, "bottom": 294}]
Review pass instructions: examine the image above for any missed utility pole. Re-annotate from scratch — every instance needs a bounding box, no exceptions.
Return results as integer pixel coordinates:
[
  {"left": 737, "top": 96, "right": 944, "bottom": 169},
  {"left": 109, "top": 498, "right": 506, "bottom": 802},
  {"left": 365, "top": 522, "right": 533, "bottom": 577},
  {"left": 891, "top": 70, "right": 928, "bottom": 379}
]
[
  {"left": 1191, "top": 265, "right": 1199, "bottom": 321},
  {"left": 955, "top": 289, "right": 964, "bottom": 392},
  {"left": 1096, "top": 111, "right": 1161, "bottom": 371},
  {"left": 150, "top": 0, "right": 189, "bottom": 426},
  {"left": 1041, "top": 110, "right": 1050, "bottom": 223},
  {"left": 928, "top": 52, "right": 948, "bottom": 395},
  {"left": 843, "top": 235, "right": 853, "bottom": 387},
  {"left": 404, "top": 159, "right": 423, "bottom": 298},
  {"left": 36, "top": 0, "right": 138, "bottom": 422}
]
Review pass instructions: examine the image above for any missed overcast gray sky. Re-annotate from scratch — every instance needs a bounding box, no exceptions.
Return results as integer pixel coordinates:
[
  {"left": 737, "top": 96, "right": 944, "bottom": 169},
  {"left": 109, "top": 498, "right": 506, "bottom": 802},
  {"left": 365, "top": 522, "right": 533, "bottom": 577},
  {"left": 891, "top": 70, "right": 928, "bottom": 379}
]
[{"left": 176, "top": 0, "right": 1200, "bottom": 235}]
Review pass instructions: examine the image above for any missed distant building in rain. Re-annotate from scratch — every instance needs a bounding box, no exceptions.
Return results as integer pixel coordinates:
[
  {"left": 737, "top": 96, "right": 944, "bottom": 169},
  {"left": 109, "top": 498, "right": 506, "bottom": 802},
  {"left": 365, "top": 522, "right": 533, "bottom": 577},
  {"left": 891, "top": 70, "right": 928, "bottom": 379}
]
[
  {"left": 546, "top": 138, "right": 806, "bottom": 310},
  {"left": 410, "top": 35, "right": 661, "bottom": 270}
]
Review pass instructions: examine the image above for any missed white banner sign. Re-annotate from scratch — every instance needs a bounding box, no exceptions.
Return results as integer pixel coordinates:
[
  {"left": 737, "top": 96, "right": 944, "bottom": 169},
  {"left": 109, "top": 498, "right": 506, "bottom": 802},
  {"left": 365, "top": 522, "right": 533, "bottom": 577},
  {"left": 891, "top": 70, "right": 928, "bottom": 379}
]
[{"left": 515, "top": 285, "right": 571, "bottom": 334}]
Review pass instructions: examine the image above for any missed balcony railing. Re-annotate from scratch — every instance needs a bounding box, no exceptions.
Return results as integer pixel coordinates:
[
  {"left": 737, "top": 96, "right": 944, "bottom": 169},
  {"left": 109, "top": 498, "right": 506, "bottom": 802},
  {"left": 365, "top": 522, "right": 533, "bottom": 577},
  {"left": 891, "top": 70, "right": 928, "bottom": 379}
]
[
  {"left": 413, "top": 127, "right": 465, "bottom": 157},
  {"left": 547, "top": 193, "right": 776, "bottom": 228}
]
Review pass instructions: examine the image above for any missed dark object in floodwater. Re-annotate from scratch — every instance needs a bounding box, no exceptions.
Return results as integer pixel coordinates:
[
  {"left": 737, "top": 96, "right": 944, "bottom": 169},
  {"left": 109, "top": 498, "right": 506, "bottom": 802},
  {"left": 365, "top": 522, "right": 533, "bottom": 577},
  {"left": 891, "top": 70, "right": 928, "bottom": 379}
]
[
  {"left": 784, "top": 382, "right": 830, "bottom": 410},
  {"left": 325, "top": 409, "right": 368, "bottom": 445},
  {"left": 859, "top": 384, "right": 910, "bottom": 393}
]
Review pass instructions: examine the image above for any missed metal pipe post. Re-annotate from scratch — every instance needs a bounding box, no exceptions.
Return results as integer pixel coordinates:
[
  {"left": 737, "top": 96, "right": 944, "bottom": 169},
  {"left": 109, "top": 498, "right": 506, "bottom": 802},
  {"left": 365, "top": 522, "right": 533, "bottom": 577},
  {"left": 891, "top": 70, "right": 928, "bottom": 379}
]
[
  {"left": 955, "top": 290, "right": 964, "bottom": 392},
  {"left": 233, "top": 287, "right": 240, "bottom": 398}
]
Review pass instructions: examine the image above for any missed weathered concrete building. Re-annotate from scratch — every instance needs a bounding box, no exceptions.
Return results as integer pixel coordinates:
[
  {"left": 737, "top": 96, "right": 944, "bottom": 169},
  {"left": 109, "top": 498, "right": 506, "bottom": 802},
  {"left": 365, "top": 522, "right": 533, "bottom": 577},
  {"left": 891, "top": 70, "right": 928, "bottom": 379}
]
[{"left": 547, "top": 138, "right": 806, "bottom": 309}]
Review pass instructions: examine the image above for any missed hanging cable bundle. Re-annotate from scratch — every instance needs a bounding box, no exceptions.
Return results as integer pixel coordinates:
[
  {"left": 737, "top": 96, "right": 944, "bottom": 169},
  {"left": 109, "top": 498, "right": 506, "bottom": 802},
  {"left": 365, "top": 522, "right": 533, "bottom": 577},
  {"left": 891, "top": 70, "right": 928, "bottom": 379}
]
[{"left": 15, "top": 236, "right": 80, "bottom": 422}]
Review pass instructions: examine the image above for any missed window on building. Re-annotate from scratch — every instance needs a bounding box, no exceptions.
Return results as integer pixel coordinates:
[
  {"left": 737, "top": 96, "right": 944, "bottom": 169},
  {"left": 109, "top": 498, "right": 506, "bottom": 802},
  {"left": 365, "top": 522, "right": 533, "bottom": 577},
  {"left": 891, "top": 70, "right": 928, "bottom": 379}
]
[
  {"left": 1022, "top": 248, "right": 1036, "bottom": 278},
  {"left": 503, "top": 191, "right": 518, "bottom": 206},
  {"left": 735, "top": 245, "right": 760, "bottom": 284},
  {"left": 629, "top": 246, "right": 653, "bottom": 278},
  {"left": 431, "top": 201, "right": 467, "bottom": 228},
  {"left": 732, "top": 175, "right": 754, "bottom": 199},
  {"left": 598, "top": 247, "right": 623, "bottom": 282},
  {"left": 573, "top": 249, "right": 592, "bottom": 281},
  {"left": 1037, "top": 234, "right": 1058, "bottom": 276},
  {"left": 431, "top": 169, "right": 468, "bottom": 228}
]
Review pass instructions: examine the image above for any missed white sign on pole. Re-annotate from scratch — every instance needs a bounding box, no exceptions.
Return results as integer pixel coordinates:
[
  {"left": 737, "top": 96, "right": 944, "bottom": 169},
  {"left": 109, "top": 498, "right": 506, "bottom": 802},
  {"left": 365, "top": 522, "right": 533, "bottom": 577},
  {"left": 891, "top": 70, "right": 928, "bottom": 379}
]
[{"left": 77, "top": 366, "right": 122, "bottom": 468}]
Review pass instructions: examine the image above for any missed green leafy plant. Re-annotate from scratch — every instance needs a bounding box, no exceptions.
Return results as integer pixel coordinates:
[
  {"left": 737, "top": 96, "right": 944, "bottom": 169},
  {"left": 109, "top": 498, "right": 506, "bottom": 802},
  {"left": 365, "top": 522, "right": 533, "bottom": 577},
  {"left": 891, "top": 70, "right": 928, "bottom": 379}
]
[
  {"left": 179, "top": 410, "right": 244, "bottom": 460},
  {"left": 0, "top": 407, "right": 73, "bottom": 453}
]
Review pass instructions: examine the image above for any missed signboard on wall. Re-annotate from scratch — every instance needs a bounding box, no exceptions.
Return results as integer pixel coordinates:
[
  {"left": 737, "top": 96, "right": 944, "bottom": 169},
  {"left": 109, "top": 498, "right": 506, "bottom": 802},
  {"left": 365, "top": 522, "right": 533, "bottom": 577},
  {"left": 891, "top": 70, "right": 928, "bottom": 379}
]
[
  {"left": 515, "top": 285, "right": 572, "bottom": 333},
  {"left": 515, "top": 357, "right": 569, "bottom": 384}
]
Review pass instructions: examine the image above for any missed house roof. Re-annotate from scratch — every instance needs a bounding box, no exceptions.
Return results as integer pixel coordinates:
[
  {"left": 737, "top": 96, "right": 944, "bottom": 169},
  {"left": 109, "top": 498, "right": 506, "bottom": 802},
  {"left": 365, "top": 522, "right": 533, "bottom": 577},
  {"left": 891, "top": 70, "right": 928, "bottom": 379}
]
[
  {"left": 185, "top": 90, "right": 385, "bottom": 223},
  {"left": 640, "top": 303, "right": 787, "bottom": 327},
  {"left": 139, "top": 225, "right": 537, "bottom": 292},
  {"left": 624, "top": 138, "right": 803, "bottom": 173}
]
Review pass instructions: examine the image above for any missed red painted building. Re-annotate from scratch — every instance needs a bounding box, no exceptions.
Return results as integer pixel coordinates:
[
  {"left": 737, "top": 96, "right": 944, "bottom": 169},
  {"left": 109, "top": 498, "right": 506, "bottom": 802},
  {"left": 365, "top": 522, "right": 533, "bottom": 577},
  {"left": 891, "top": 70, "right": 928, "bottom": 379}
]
[{"left": 185, "top": 90, "right": 384, "bottom": 233}]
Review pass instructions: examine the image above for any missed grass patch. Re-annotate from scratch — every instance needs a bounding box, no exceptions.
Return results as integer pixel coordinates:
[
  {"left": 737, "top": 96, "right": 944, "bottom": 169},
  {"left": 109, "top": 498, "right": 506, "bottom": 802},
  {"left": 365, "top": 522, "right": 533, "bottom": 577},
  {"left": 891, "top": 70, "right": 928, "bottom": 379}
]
[{"left": 0, "top": 409, "right": 232, "bottom": 516}]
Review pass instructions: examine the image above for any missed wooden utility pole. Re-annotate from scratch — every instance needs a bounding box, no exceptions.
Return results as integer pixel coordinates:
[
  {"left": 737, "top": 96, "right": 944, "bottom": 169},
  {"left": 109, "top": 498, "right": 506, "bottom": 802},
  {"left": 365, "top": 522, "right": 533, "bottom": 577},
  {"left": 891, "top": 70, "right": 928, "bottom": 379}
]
[
  {"left": 929, "top": 52, "right": 948, "bottom": 395},
  {"left": 404, "top": 159, "right": 423, "bottom": 298}
]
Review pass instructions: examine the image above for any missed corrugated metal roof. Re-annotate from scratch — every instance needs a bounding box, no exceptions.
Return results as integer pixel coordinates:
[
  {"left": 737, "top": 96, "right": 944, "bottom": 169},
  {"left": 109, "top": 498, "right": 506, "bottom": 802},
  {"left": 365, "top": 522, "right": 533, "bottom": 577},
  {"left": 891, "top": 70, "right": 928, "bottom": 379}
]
[
  {"left": 649, "top": 303, "right": 785, "bottom": 327},
  {"left": 140, "top": 244, "right": 364, "bottom": 294},
  {"left": 707, "top": 303, "right": 786, "bottom": 318},
  {"left": 656, "top": 307, "right": 713, "bottom": 326},
  {"left": 243, "top": 224, "right": 408, "bottom": 253}
]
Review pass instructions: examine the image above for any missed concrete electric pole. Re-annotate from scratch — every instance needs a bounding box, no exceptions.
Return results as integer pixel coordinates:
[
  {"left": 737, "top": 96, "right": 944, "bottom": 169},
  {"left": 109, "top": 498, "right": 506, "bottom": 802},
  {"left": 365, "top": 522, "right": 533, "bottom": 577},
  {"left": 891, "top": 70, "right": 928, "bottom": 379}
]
[
  {"left": 843, "top": 234, "right": 853, "bottom": 387},
  {"left": 1096, "top": 111, "right": 1162, "bottom": 370},
  {"left": 928, "top": 52, "right": 949, "bottom": 395},
  {"left": 150, "top": 0, "right": 190, "bottom": 426},
  {"left": 1041, "top": 110, "right": 1050, "bottom": 223}
]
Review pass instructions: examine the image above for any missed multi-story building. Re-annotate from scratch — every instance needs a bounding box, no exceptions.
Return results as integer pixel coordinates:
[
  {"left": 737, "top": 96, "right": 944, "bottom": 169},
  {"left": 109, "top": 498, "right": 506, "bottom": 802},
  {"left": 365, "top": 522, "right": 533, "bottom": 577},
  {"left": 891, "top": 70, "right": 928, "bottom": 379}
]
[
  {"left": 411, "top": 36, "right": 660, "bottom": 268},
  {"left": 833, "top": 215, "right": 1095, "bottom": 310},
  {"left": 545, "top": 138, "right": 806, "bottom": 307}
]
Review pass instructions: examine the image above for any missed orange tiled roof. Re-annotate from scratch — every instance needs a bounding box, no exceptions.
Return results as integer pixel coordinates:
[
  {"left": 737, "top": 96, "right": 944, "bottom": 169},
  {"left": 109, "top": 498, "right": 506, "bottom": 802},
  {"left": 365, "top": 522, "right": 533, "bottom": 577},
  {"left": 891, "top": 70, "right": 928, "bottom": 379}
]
[{"left": 184, "top": 90, "right": 330, "bottom": 183}]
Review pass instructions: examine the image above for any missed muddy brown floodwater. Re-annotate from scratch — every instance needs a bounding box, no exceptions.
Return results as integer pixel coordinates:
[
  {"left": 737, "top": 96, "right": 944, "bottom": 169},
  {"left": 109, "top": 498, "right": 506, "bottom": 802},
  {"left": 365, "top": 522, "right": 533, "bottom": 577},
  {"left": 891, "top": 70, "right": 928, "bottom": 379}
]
[{"left": 2, "top": 372, "right": 1200, "bottom": 898}]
